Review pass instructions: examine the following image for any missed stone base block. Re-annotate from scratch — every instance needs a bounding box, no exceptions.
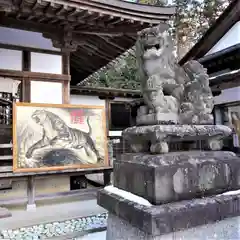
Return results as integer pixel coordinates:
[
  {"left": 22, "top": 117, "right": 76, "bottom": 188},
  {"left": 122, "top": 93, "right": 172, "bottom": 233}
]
[
  {"left": 106, "top": 211, "right": 240, "bottom": 240},
  {"left": 114, "top": 151, "right": 240, "bottom": 204},
  {"left": 106, "top": 213, "right": 160, "bottom": 240},
  {"left": 98, "top": 189, "right": 240, "bottom": 238}
]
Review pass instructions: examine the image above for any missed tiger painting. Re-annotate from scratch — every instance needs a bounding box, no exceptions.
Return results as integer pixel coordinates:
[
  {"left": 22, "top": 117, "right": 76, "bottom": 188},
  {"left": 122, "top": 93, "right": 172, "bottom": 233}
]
[{"left": 25, "top": 109, "right": 102, "bottom": 164}]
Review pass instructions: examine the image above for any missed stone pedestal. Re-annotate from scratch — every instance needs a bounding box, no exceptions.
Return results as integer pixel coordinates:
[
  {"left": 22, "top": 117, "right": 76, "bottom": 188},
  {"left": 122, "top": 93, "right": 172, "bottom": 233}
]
[
  {"left": 114, "top": 151, "right": 240, "bottom": 204},
  {"left": 106, "top": 212, "right": 240, "bottom": 240},
  {"left": 98, "top": 189, "right": 240, "bottom": 240}
]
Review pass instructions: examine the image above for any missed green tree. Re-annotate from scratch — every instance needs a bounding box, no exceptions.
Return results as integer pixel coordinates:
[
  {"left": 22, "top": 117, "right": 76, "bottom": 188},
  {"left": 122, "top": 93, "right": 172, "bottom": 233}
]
[
  {"left": 137, "top": 0, "right": 165, "bottom": 5},
  {"left": 82, "top": 0, "right": 231, "bottom": 89},
  {"left": 173, "top": 0, "right": 232, "bottom": 58}
]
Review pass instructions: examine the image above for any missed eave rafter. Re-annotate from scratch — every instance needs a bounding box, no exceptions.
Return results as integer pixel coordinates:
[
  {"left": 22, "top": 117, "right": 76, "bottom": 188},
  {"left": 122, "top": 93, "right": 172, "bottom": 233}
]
[{"left": 0, "top": 0, "right": 175, "bottom": 83}]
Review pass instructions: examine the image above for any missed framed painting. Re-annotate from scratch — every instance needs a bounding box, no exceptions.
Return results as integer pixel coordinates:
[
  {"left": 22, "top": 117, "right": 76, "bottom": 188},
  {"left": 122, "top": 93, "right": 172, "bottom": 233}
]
[{"left": 13, "top": 102, "right": 108, "bottom": 172}]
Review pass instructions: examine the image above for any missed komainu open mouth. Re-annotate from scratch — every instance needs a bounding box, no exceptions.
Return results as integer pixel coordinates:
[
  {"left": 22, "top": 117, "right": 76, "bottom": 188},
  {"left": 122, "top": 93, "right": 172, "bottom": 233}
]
[{"left": 144, "top": 43, "right": 161, "bottom": 51}]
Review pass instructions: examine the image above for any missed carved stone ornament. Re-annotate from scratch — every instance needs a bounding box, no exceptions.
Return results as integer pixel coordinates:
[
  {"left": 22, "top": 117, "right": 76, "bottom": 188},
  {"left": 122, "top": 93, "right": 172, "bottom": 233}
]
[
  {"left": 135, "top": 24, "right": 214, "bottom": 125},
  {"left": 123, "top": 124, "right": 232, "bottom": 154}
]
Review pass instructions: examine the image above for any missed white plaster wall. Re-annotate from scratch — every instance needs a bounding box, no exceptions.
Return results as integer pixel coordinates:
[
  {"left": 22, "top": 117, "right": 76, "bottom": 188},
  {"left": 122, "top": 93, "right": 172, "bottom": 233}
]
[
  {"left": 214, "top": 87, "right": 240, "bottom": 105},
  {"left": 31, "top": 52, "right": 62, "bottom": 74},
  {"left": 70, "top": 95, "right": 106, "bottom": 107},
  {"left": 31, "top": 81, "right": 63, "bottom": 104},
  {"left": 0, "top": 48, "right": 22, "bottom": 71},
  {"left": 0, "top": 27, "right": 60, "bottom": 51},
  {"left": 206, "top": 21, "right": 240, "bottom": 55}
]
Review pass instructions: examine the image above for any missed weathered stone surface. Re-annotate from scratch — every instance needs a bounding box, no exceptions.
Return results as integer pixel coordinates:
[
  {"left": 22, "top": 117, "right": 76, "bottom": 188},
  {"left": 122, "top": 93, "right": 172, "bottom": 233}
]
[
  {"left": 179, "top": 61, "right": 214, "bottom": 125},
  {"left": 136, "top": 24, "right": 185, "bottom": 124},
  {"left": 136, "top": 24, "right": 213, "bottom": 125},
  {"left": 98, "top": 189, "right": 240, "bottom": 237},
  {"left": 113, "top": 151, "right": 240, "bottom": 204},
  {"left": 123, "top": 124, "right": 232, "bottom": 153},
  {"left": 136, "top": 112, "right": 179, "bottom": 125},
  {"left": 0, "top": 207, "right": 11, "bottom": 219},
  {"left": 106, "top": 211, "right": 240, "bottom": 240}
]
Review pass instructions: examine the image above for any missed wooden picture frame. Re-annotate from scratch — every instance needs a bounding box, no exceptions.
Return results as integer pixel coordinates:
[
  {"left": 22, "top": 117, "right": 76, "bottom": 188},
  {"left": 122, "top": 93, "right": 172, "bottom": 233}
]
[{"left": 13, "top": 102, "right": 109, "bottom": 172}]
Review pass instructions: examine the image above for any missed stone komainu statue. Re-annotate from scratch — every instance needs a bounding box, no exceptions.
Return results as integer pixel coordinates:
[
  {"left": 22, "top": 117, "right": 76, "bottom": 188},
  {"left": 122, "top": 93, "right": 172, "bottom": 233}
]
[{"left": 135, "top": 24, "right": 214, "bottom": 125}]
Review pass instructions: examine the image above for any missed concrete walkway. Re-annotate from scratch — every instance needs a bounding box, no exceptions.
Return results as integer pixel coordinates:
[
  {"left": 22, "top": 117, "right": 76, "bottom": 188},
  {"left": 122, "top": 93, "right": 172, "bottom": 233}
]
[
  {"left": 76, "top": 231, "right": 106, "bottom": 240},
  {"left": 0, "top": 196, "right": 106, "bottom": 230}
]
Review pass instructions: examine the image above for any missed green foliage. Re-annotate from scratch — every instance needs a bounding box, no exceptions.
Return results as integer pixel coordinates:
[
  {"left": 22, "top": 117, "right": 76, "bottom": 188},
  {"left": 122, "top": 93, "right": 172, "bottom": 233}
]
[
  {"left": 173, "top": 0, "right": 232, "bottom": 58},
  {"left": 83, "top": 51, "right": 140, "bottom": 90},
  {"left": 138, "top": 0, "right": 165, "bottom": 5},
  {"left": 82, "top": 0, "right": 231, "bottom": 90}
]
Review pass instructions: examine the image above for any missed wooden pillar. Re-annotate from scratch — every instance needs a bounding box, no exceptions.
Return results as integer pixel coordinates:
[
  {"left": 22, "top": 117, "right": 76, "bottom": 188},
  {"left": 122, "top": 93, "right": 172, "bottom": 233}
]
[
  {"left": 62, "top": 53, "right": 71, "bottom": 104},
  {"left": 22, "top": 78, "right": 31, "bottom": 102},
  {"left": 26, "top": 175, "right": 36, "bottom": 211},
  {"left": 103, "top": 170, "right": 111, "bottom": 186}
]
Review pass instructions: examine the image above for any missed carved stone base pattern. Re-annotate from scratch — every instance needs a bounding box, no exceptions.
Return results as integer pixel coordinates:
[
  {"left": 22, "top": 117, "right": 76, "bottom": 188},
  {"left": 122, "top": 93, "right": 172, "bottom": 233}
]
[
  {"left": 123, "top": 124, "right": 232, "bottom": 153},
  {"left": 136, "top": 112, "right": 179, "bottom": 126}
]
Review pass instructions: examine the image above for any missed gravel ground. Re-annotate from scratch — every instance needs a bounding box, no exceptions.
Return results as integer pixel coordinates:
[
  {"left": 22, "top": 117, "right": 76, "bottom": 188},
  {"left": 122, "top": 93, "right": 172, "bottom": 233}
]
[{"left": 0, "top": 213, "right": 108, "bottom": 240}]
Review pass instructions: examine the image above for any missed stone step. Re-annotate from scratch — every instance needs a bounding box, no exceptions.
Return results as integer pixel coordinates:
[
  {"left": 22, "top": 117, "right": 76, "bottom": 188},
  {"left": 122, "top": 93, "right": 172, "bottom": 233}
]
[{"left": 98, "top": 188, "right": 240, "bottom": 239}]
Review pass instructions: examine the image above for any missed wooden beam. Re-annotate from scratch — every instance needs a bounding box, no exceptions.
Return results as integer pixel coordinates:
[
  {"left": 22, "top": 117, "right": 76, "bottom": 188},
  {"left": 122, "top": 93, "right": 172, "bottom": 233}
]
[
  {"left": 16, "top": 6, "right": 106, "bottom": 28},
  {"left": 62, "top": 53, "right": 70, "bottom": 75},
  {"left": 56, "top": 5, "right": 67, "bottom": 16},
  {"left": 71, "top": 54, "right": 98, "bottom": 71},
  {"left": 81, "top": 44, "right": 114, "bottom": 61},
  {"left": 87, "top": 12, "right": 101, "bottom": 23},
  {"left": 0, "top": 188, "right": 99, "bottom": 207},
  {"left": 32, "top": 0, "right": 40, "bottom": 11},
  {"left": 103, "top": 170, "right": 111, "bottom": 186},
  {"left": 0, "top": 15, "right": 63, "bottom": 35},
  {"left": 0, "top": 166, "right": 113, "bottom": 179},
  {"left": 62, "top": 53, "right": 71, "bottom": 104},
  {"left": 98, "top": 36, "right": 126, "bottom": 51},
  {"left": 22, "top": 78, "right": 31, "bottom": 102},
  {"left": 0, "top": 43, "right": 61, "bottom": 55},
  {"left": 73, "top": 25, "right": 141, "bottom": 36},
  {"left": 87, "top": 37, "right": 124, "bottom": 55},
  {"left": 71, "top": 60, "right": 96, "bottom": 73},
  {"left": 0, "top": 69, "right": 70, "bottom": 81},
  {"left": 68, "top": 8, "right": 80, "bottom": 17},
  {"left": 42, "top": 0, "right": 174, "bottom": 23}
]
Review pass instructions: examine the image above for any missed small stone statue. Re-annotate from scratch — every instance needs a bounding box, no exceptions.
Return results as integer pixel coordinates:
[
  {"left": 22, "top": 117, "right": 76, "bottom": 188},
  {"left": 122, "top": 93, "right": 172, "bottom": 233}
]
[
  {"left": 180, "top": 60, "right": 214, "bottom": 124},
  {"left": 123, "top": 24, "right": 231, "bottom": 154},
  {"left": 135, "top": 24, "right": 214, "bottom": 126},
  {"left": 136, "top": 24, "right": 188, "bottom": 124}
]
